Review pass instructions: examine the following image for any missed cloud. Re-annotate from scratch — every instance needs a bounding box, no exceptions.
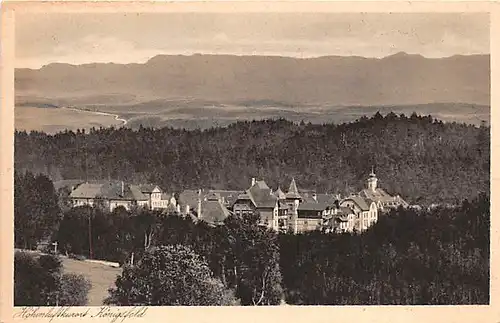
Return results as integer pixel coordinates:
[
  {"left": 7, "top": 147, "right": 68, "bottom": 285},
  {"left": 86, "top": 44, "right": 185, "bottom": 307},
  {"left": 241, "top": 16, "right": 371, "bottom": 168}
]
[
  {"left": 17, "top": 34, "right": 164, "bottom": 68},
  {"left": 15, "top": 12, "right": 490, "bottom": 68}
]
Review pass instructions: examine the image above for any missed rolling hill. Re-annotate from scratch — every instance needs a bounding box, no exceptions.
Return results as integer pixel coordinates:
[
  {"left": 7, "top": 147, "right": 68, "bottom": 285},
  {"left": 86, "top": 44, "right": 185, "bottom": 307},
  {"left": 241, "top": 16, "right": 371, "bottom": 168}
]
[{"left": 16, "top": 53, "right": 490, "bottom": 107}]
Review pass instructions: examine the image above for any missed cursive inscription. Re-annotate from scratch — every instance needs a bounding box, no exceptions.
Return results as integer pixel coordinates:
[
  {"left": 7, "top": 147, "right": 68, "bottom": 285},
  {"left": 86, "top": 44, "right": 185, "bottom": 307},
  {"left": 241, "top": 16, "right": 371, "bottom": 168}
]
[{"left": 13, "top": 306, "right": 148, "bottom": 322}]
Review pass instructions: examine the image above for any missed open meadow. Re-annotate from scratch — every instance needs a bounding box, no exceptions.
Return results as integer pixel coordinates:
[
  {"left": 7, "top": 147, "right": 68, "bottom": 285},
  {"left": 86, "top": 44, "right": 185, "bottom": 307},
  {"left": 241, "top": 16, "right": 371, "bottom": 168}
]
[
  {"left": 61, "top": 257, "right": 121, "bottom": 306},
  {"left": 14, "top": 100, "right": 490, "bottom": 133},
  {"left": 15, "top": 106, "right": 125, "bottom": 134}
]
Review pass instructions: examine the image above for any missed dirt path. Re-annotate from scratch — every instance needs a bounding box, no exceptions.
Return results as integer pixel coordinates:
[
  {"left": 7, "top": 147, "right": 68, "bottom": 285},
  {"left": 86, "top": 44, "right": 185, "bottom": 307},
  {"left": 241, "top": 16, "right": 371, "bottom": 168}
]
[
  {"left": 61, "top": 107, "right": 128, "bottom": 126},
  {"left": 62, "top": 257, "right": 122, "bottom": 305}
]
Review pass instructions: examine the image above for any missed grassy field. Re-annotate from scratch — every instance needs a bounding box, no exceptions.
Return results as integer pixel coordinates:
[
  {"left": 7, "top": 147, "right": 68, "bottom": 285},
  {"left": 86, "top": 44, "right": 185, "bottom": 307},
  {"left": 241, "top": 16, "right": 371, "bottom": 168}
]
[
  {"left": 14, "top": 100, "right": 490, "bottom": 133},
  {"left": 15, "top": 106, "right": 124, "bottom": 134},
  {"left": 61, "top": 257, "right": 122, "bottom": 306}
]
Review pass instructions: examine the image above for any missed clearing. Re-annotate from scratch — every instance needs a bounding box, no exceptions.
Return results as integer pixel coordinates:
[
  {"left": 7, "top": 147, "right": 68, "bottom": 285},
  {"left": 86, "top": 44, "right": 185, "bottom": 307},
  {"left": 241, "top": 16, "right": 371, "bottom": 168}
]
[{"left": 62, "top": 257, "right": 122, "bottom": 306}]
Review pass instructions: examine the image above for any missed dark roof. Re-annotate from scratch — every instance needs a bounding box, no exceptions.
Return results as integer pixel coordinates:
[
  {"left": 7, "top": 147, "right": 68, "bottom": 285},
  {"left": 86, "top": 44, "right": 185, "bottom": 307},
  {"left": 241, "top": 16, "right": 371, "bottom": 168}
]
[
  {"left": 200, "top": 200, "right": 231, "bottom": 225},
  {"left": 138, "top": 184, "right": 160, "bottom": 193},
  {"left": 53, "top": 179, "right": 85, "bottom": 191},
  {"left": 316, "top": 194, "right": 338, "bottom": 205},
  {"left": 248, "top": 182, "right": 277, "bottom": 208},
  {"left": 70, "top": 181, "right": 148, "bottom": 201},
  {"left": 70, "top": 183, "right": 102, "bottom": 199},
  {"left": 208, "top": 190, "right": 242, "bottom": 205},
  {"left": 254, "top": 180, "right": 270, "bottom": 190},
  {"left": 297, "top": 202, "right": 329, "bottom": 211},
  {"left": 286, "top": 178, "right": 302, "bottom": 199},
  {"left": 301, "top": 193, "right": 338, "bottom": 206},
  {"left": 342, "top": 196, "right": 372, "bottom": 211}
]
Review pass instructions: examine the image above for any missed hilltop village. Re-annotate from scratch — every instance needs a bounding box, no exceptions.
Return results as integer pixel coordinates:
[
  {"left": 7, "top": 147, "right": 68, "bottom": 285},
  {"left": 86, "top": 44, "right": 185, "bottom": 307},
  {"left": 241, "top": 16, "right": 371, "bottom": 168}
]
[{"left": 60, "top": 170, "right": 409, "bottom": 234}]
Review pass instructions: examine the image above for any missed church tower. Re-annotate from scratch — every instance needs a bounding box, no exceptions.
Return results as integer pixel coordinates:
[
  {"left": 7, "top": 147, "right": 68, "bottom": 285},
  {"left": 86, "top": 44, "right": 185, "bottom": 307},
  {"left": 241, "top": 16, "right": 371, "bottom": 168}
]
[{"left": 366, "top": 167, "right": 378, "bottom": 191}]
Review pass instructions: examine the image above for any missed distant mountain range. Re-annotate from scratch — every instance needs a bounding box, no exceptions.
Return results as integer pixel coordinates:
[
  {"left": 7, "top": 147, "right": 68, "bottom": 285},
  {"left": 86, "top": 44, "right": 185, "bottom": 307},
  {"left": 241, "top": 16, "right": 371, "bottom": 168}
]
[{"left": 15, "top": 52, "right": 490, "bottom": 107}]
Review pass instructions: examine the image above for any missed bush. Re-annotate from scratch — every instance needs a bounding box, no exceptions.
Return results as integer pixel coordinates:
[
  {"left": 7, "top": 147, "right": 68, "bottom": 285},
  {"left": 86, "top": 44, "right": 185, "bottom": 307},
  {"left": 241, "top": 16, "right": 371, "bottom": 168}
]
[
  {"left": 59, "top": 273, "right": 92, "bottom": 305},
  {"left": 14, "top": 252, "right": 48, "bottom": 305},
  {"left": 105, "top": 245, "right": 238, "bottom": 306},
  {"left": 14, "top": 251, "right": 91, "bottom": 306}
]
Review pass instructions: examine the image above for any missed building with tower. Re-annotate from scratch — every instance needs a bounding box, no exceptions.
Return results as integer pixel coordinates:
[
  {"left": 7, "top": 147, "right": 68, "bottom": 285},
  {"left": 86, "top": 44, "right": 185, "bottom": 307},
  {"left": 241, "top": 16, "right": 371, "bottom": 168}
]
[
  {"left": 177, "top": 170, "right": 410, "bottom": 233},
  {"left": 358, "top": 169, "right": 409, "bottom": 212}
]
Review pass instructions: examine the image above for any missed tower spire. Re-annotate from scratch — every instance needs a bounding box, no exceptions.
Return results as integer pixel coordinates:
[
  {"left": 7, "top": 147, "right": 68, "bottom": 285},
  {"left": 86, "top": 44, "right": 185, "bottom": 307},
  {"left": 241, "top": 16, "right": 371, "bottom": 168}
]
[
  {"left": 367, "top": 167, "right": 378, "bottom": 191},
  {"left": 286, "top": 177, "right": 302, "bottom": 200},
  {"left": 288, "top": 177, "right": 299, "bottom": 194}
]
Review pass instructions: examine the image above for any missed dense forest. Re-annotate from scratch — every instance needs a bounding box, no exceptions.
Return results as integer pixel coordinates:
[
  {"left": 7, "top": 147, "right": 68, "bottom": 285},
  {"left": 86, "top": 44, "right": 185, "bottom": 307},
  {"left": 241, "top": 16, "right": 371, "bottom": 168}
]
[
  {"left": 14, "top": 170, "right": 490, "bottom": 305},
  {"left": 279, "top": 193, "right": 490, "bottom": 304},
  {"left": 15, "top": 112, "right": 490, "bottom": 205}
]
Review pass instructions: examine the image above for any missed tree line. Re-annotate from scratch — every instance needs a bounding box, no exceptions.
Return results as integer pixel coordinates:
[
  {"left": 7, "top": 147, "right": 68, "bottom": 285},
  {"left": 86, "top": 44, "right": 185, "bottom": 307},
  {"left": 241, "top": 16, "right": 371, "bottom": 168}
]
[
  {"left": 14, "top": 170, "right": 489, "bottom": 305},
  {"left": 15, "top": 112, "right": 490, "bottom": 206}
]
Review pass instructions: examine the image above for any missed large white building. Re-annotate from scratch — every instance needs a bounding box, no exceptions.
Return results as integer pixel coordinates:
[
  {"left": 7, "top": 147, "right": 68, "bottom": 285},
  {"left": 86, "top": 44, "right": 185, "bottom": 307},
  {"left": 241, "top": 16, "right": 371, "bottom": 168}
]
[{"left": 68, "top": 180, "right": 177, "bottom": 212}]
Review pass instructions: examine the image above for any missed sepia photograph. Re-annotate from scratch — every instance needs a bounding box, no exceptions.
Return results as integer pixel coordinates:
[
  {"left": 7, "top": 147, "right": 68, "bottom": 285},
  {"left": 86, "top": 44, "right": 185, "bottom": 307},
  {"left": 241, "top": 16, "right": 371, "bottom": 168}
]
[{"left": 7, "top": 3, "right": 491, "bottom": 310}]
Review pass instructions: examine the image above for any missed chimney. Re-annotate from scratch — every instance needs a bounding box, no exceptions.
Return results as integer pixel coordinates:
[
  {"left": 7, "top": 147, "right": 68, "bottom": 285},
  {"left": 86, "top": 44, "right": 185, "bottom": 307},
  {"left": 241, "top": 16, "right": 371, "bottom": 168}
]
[
  {"left": 312, "top": 193, "right": 317, "bottom": 202},
  {"left": 185, "top": 204, "right": 190, "bottom": 215},
  {"left": 197, "top": 199, "right": 202, "bottom": 218},
  {"left": 251, "top": 178, "right": 256, "bottom": 186},
  {"left": 121, "top": 181, "right": 124, "bottom": 196}
]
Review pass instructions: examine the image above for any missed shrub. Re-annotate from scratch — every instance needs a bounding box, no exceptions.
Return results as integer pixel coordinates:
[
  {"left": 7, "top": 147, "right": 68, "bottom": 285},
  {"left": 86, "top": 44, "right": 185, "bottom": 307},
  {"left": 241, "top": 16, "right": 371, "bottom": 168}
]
[
  {"left": 105, "top": 245, "right": 238, "bottom": 306},
  {"left": 14, "top": 251, "right": 91, "bottom": 306},
  {"left": 59, "top": 273, "right": 92, "bottom": 305}
]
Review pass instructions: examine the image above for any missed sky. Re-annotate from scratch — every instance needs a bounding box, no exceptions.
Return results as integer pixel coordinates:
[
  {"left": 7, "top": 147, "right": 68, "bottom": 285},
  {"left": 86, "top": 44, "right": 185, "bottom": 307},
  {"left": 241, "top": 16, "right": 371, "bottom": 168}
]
[{"left": 15, "top": 12, "right": 490, "bottom": 69}]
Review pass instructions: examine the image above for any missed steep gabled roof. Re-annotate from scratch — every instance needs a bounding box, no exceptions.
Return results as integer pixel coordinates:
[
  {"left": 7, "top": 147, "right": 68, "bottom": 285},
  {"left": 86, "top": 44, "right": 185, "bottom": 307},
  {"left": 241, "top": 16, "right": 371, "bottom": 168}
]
[
  {"left": 200, "top": 200, "right": 231, "bottom": 225},
  {"left": 254, "top": 180, "right": 270, "bottom": 190},
  {"left": 128, "top": 185, "right": 149, "bottom": 201},
  {"left": 286, "top": 178, "right": 302, "bottom": 199},
  {"left": 274, "top": 187, "right": 286, "bottom": 200},
  {"left": 343, "top": 196, "right": 372, "bottom": 211},
  {"left": 248, "top": 182, "right": 277, "bottom": 208}
]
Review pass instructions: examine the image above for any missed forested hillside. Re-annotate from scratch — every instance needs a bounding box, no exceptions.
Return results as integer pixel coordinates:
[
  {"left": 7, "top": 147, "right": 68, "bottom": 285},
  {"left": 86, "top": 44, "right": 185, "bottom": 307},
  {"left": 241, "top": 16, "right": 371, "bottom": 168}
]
[{"left": 14, "top": 112, "right": 490, "bottom": 205}]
